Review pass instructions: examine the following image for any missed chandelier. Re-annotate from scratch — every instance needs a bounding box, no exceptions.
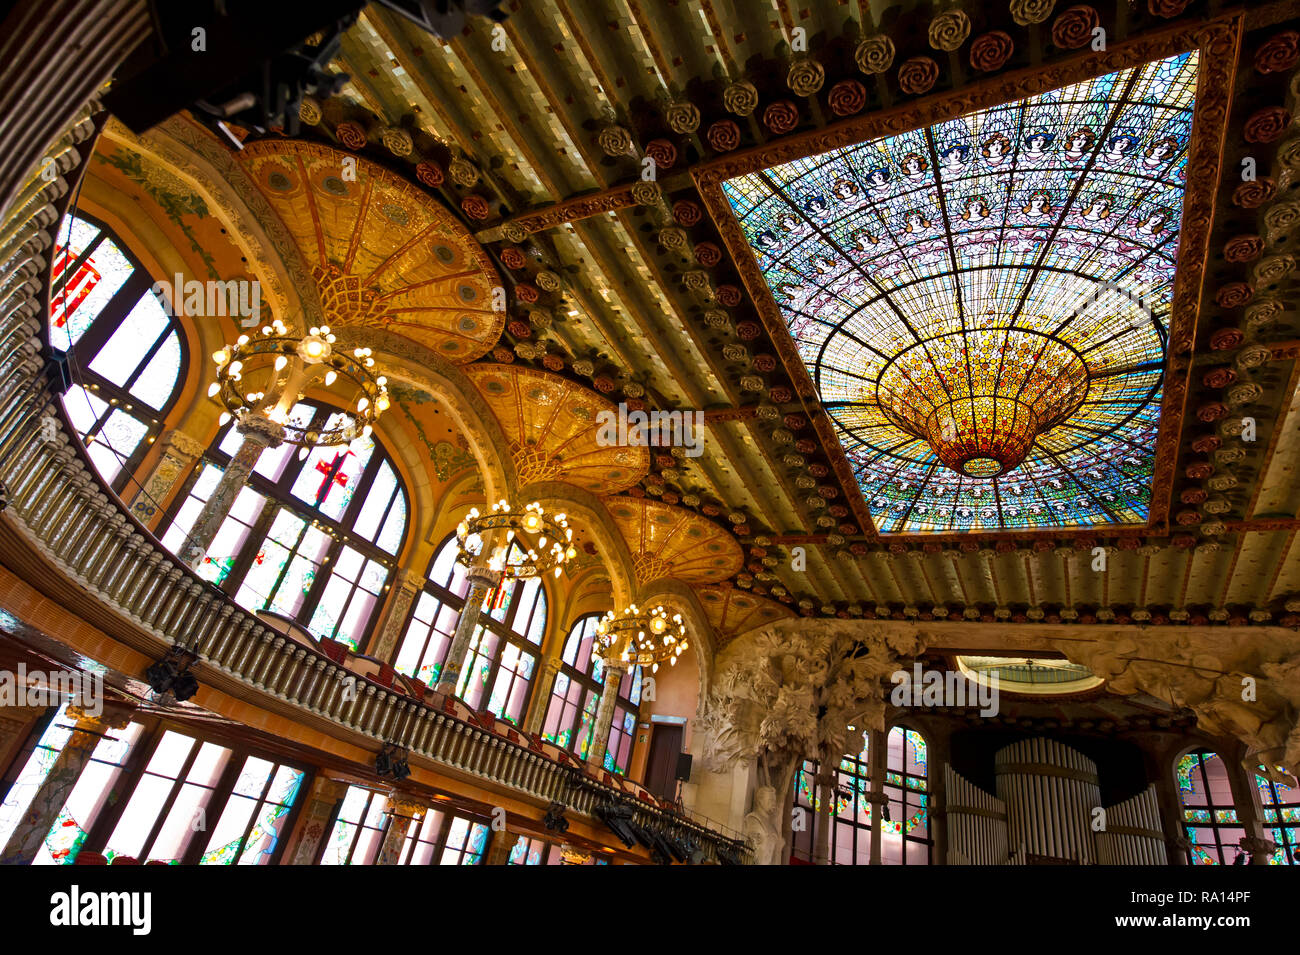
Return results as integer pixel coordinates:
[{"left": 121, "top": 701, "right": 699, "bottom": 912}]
[
  {"left": 455, "top": 500, "right": 575, "bottom": 579},
  {"left": 876, "top": 328, "right": 1090, "bottom": 478},
  {"left": 208, "top": 319, "right": 389, "bottom": 446},
  {"left": 594, "top": 604, "right": 688, "bottom": 672}
]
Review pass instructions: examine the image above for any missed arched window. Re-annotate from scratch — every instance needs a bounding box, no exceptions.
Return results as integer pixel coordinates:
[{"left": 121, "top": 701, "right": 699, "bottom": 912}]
[
  {"left": 882, "top": 727, "right": 929, "bottom": 865},
  {"left": 159, "top": 403, "right": 408, "bottom": 650},
  {"left": 791, "top": 734, "right": 873, "bottom": 865},
  {"left": 1177, "top": 751, "right": 1244, "bottom": 864},
  {"left": 50, "top": 213, "right": 185, "bottom": 493},
  {"left": 1256, "top": 774, "right": 1300, "bottom": 866},
  {"left": 540, "top": 613, "right": 642, "bottom": 774},
  {"left": 394, "top": 534, "right": 547, "bottom": 726}
]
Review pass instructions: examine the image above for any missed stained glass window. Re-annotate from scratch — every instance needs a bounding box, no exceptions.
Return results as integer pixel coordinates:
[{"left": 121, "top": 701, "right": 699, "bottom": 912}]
[
  {"left": 506, "top": 833, "right": 563, "bottom": 865},
  {"left": 1177, "top": 751, "right": 1244, "bottom": 865},
  {"left": 722, "top": 53, "right": 1199, "bottom": 532},
  {"left": 395, "top": 808, "right": 492, "bottom": 865},
  {"left": 13, "top": 718, "right": 303, "bottom": 865},
  {"left": 50, "top": 213, "right": 185, "bottom": 496},
  {"left": 159, "top": 402, "right": 408, "bottom": 650},
  {"left": 540, "top": 613, "right": 642, "bottom": 773},
  {"left": 1256, "top": 774, "right": 1300, "bottom": 866},
  {"left": 882, "top": 727, "right": 928, "bottom": 865},
  {"left": 791, "top": 730, "right": 872, "bottom": 865},
  {"left": 394, "top": 534, "right": 549, "bottom": 726},
  {"left": 320, "top": 785, "right": 389, "bottom": 865},
  {"left": 200, "top": 757, "right": 305, "bottom": 865}
]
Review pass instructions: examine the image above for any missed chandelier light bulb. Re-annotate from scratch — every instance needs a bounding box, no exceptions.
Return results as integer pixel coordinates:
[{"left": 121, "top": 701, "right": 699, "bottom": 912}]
[
  {"left": 274, "top": 355, "right": 288, "bottom": 371},
  {"left": 324, "top": 370, "right": 337, "bottom": 386},
  {"left": 207, "top": 382, "right": 220, "bottom": 398},
  {"left": 218, "top": 412, "right": 231, "bottom": 426}
]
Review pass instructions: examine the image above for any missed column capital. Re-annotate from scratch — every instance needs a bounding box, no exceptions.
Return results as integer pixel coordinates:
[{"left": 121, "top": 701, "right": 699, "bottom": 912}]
[
  {"left": 384, "top": 792, "right": 429, "bottom": 820},
  {"left": 235, "top": 413, "right": 287, "bottom": 448},
  {"left": 67, "top": 697, "right": 135, "bottom": 730},
  {"left": 393, "top": 569, "right": 426, "bottom": 592},
  {"left": 159, "top": 428, "right": 206, "bottom": 460},
  {"left": 463, "top": 563, "right": 503, "bottom": 588}
]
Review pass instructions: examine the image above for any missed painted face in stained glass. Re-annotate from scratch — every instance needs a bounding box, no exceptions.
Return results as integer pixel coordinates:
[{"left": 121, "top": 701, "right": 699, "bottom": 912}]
[{"left": 722, "top": 52, "right": 1198, "bottom": 532}]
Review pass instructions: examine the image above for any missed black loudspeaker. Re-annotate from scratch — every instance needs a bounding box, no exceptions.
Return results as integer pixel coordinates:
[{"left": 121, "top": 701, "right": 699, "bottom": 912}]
[{"left": 674, "top": 752, "right": 693, "bottom": 781}]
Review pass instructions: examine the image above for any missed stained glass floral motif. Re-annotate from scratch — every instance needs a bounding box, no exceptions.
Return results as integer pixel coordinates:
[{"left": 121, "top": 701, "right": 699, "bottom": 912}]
[
  {"left": 1177, "top": 751, "right": 1243, "bottom": 865},
  {"left": 722, "top": 53, "right": 1198, "bottom": 532}
]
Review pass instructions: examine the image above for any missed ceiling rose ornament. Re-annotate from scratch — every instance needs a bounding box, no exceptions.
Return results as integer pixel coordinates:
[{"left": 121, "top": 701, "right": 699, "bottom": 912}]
[
  {"left": 763, "top": 100, "right": 799, "bottom": 134},
  {"left": 449, "top": 157, "right": 480, "bottom": 187},
  {"left": 723, "top": 80, "right": 760, "bottom": 116},
  {"left": 664, "top": 100, "right": 701, "bottom": 134},
  {"left": 1010, "top": 0, "right": 1056, "bottom": 25},
  {"left": 1255, "top": 31, "right": 1300, "bottom": 74},
  {"left": 827, "top": 80, "right": 867, "bottom": 117},
  {"left": 707, "top": 119, "right": 742, "bottom": 151},
  {"left": 630, "top": 180, "right": 661, "bottom": 205},
  {"left": 595, "top": 604, "right": 689, "bottom": 671},
  {"left": 334, "top": 121, "right": 367, "bottom": 150},
  {"left": 209, "top": 319, "right": 388, "bottom": 447},
  {"left": 644, "top": 138, "right": 676, "bottom": 169},
  {"left": 1148, "top": 0, "right": 1190, "bottom": 16},
  {"left": 456, "top": 500, "right": 575, "bottom": 579},
  {"left": 598, "top": 125, "right": 634, "bottom": 157},
  {"left": 855, "top": 35, "right": 895, "bottom": 74},
  {"left": 415, "top": 160, "right": 444, "bottom": 188},
  {"left": 1051, "top": 5, "right": 1099, "bottom": 51},
  {"left": 970, "top": 31, "right": 1014, "bottom": 72},
  {"left": 1243, "top": 107, "right": 1293, "bottom": 144},
  {"left": 928, "top": 10, "right": 972, "bottom": 52},
  {"left": 381, "top": 126, "right": 413, "bottom": 156},
  {"left": 787, "top": 57, "right": 825, "bottom": 96},
  {"left": 298, "top": 96, "right": 322, "bottom": 125},
  {"left": 898, "top": 56, "right": 939, "bottom": 95}
]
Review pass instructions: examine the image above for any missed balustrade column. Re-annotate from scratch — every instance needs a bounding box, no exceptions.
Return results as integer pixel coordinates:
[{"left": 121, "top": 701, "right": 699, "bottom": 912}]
[
  {"left": 587, "top": 662, "right": 627, "bottom": 771},
  {"left": 183, "top": 415, "right": 284, "bottom": 569},
  {"left": 126, "top": 428, "right": 206, "bottom": 527},
  {"left": 434, "top": 565, "right": 501, "bottom": 696},
  {"left": 0, "top": 699, "right": 135, "bottom": 865},
  {"left": 376, "top": 795, "right": 426, "bottom": 865},
  {"left": 371, "top": 570, "right": 425, "bottom": 662}
]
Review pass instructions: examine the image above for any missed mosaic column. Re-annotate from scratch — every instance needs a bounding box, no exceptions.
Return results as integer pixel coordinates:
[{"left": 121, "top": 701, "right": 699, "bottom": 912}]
[
  {"left": 434, "top": 565, "right": 502, "bottom": 696},
  {"left": 523, "top": 656, "right": 563, "bottom": 735},
  {"left": 183, "top": 414, "right": 285, "bottom": 570},
  {"left": 0, "top": 699, "right": 134, "bottom": 865},
  {"left": 286, "top": 776, "right": 350, "bottom": 865},
  {"left": 587, "top": 662, "right": 627, "bottom": 770},
  {"left": 375, "top": 794, "right": 426, "bottom": 865},
  {"left": 371, "top": 570, "right": 425, "bottom": 662},
  {"left": 126, "top": 428, "right": 206, "bottom": 528},
  {"left": 485, "top": 830, "right": 515, "bottom": 866}
]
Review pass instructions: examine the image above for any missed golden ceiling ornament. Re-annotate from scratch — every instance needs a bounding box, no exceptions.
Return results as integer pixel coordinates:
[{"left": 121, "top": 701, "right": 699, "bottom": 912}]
[
  {"left": 598, "top": 125, "right": 634, "bottom": 157},
  {"left": 787, "top": 56, "right": 825, "bottom": 96},
  {"left": 240, "top": 140, "right": 503, "bottom": 364},
  {"left": 462, "top": 363, "right": 649, "bottom": 495},
  {"left": 381, "top": 126, "right": 413, "bottom": 157},
  {"left": 664, "top": 100, "right": 701, "bottom": 134},
  {"left": 298, "top": 96, "right": 322, "bottom": 125},
  {"left": 606, "top": 497, "right": 744, "bottom": 585},
  {"left": 1010, "top": 0, "right": 1057, "bottom": 25},
  {"left": 855, "top": 34, "right": 896, "bottom": 74},
  {"left": 723, "top": 80, "right": 760, "bottom": 116},
  {"left": 697, "top": 584, "right": 794, "bottom": 639},
  {"left": 448, "top": 156, "right": 480, "bottom": 187},
  {"left": 928, "top": 10, "right": 972, "bottom": 51}
]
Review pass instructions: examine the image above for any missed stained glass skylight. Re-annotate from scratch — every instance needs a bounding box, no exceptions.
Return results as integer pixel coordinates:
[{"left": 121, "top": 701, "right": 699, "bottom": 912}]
[{"left": 723, "top": 52, "right": 1198, "bottom": 533}]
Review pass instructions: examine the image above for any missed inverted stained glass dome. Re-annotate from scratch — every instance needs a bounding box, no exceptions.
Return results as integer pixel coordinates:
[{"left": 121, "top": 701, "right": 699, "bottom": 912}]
[{"left": 723, "top": 53, "right": 1198, "bottom": 533}]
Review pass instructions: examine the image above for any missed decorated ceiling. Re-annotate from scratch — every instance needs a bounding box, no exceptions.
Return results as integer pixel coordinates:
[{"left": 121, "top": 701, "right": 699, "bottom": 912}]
[
  {"left": 103, "top": 0, "right": 1300, "bottom": 637},
  {"left": 722, "top": 53, "right": 1196, "bottom": 533},
  {"left": 240, "top": 139, "right": 503, "bottom": 362}
]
